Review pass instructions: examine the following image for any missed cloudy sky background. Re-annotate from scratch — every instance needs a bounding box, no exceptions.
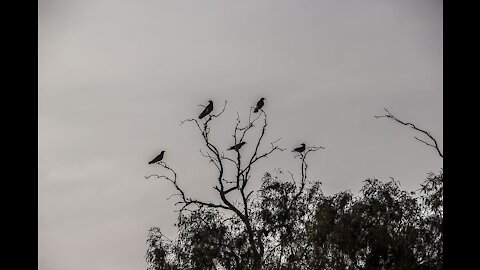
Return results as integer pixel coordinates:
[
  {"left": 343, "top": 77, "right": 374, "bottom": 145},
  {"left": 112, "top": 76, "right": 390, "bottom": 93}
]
[{"left": 38, "top": 1, "right": 442, "bottom": 269}]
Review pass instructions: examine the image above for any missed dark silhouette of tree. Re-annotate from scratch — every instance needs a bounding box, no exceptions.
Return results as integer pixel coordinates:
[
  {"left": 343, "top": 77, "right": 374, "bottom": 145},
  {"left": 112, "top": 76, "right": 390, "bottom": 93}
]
[{"left": 145, "top": 104, "right": 442, "bottom": 270}]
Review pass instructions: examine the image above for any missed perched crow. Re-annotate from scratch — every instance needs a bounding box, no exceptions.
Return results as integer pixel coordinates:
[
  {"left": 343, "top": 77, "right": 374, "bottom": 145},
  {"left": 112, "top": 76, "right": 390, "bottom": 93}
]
[
  {"left": 228, "top": 141, "right": 247, "bottom": 151},
  {"left": 149, "top": 151, "right": 165, "bottom": 164},
  {"left": 254, "top": 98, "right": 265, "bottom": 113},
  {"left": 199, "top": 100, "right": 213, "bottom": 119},
  {"left": 292, "top": 143, "right": 306, "bottom": 153}
]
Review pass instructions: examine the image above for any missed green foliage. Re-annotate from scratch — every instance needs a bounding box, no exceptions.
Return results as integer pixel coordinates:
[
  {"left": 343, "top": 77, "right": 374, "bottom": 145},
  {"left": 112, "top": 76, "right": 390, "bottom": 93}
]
[{"left": 147, "top": 171, "right": 443, "bottom": 270}]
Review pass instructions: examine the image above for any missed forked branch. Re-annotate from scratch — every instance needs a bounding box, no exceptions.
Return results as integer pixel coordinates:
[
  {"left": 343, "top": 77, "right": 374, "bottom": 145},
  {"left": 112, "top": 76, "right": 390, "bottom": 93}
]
[
  {"left": 292, "top": 146, "right": 324, "bottom": 203},
  {"left": 375, "top": 108, "right": 443, "bottom": 158},
  {"left": 145, "top": 162, "right": 230, "bottom": 212}
]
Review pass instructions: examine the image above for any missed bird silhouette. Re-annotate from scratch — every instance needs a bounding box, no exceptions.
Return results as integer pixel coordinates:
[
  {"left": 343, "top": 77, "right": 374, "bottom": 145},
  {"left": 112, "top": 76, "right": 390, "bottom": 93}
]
[
  {"left": 228, "top": 141, "right": 247, "bottom": 151},
  {"left": 199, "top": 100, "right": 213, "bottom": 119},
  {"left": 254, "top": 98, "right": 265, "bottom": 113},
  {"left": 149, "top": 151, "right": 165, "bottom": 164},
  {"left": 292, "top": 143, "right": 306, "bottom": 153}
]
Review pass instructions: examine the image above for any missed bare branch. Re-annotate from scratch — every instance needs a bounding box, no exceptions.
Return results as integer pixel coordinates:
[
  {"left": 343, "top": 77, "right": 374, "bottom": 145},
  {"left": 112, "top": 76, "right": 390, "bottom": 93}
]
[
  {"left": 222, "top": 178, "right": 237, "bottom": 185},
  {"left": 375, "top": 108, "right": 443, "bottom": 158},
  {"left": 246, "top": 190, "right": 255, "bottom": 202},
  {"left": 240, "top": 140, "right": 285, "bottom": 177},
  {"left": 200, "top": 149, "right": 221, "bottom": 171},
  {"left": 242, "top": 111, "right": 284, "bottom": 189},
  {"left": 146, "top": 162, "right": 230, "bottom": 212},
  {"left": 223, "top": 186, "right": 238, "bottom": 195},
  {"left": 211, "top": 100, "right": 228, "bottom": 118},
  {"left": 414, "top": 136, "right": 437, "bottom": 149},
  {"left": 220, "top": 153, "right": 238, "bottom": 166},
  {"left": 291, "top": 146, "right": 324, "bottom": 206},
  {"left": 179, "top": 118, "right": 203, "bottom": 135},
  {"left": 166, "top": 193, "right": 182, "bottom": 200}
]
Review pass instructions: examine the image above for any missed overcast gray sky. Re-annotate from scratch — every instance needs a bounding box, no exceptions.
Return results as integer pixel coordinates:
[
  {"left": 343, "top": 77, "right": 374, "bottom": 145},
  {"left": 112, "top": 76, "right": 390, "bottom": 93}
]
[{"left": 38, "top": 1, "right": 442, "bottom": 269}]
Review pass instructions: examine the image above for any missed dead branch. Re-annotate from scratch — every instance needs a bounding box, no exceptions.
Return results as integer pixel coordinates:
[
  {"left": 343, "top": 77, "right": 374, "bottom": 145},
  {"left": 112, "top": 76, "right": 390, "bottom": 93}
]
[
  {"left": 242, "top": 111, "right": 285, "bottom": 190},
  {"left": 291, "top": 146, "right": 324, "bottom": 206},
  {"left": 146, "top": 162, "right": 230, "bottom": 212},
  {"left": 375, "top": 108, "right": 443, "bottom": 158}
]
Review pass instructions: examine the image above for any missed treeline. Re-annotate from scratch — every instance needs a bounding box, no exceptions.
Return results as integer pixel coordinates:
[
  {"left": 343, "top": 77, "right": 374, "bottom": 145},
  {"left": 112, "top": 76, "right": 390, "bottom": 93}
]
[{"left": 146, "top": 170, "right": 442, "bottom": 270}]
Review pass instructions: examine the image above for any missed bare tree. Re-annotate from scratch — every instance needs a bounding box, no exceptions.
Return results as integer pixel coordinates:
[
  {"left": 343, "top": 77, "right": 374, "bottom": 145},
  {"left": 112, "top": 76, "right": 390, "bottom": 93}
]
[
  {"left": 375, "top": 108, "right": 443, "bottom": 158},
  {"left": 146, "top": 101, "right": 323, "bottom": 269}
]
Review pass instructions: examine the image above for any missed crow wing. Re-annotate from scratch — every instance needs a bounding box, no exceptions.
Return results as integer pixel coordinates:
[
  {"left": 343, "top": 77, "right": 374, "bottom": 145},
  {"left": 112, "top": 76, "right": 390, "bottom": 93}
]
[
  {"left": 228, "top": 142, "right": 246, "bottom": 151},
  {"left": 149, "top": 151, "right": 164, "bottom": 164},
  {"left": 292, "top": 144, "right": 305, "bottom": 153},
  {"left": 199, "top": 101, "right": 213, "bottom": 119},
  {"left": 254, "top": 98, "right": 264, "bottom": 113}
]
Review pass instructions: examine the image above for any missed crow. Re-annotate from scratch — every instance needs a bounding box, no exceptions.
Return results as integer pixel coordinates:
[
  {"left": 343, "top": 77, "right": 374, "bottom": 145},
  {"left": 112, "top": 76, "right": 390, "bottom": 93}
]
[
  {"left": 149, "top": 151, "right": 165, "bottom": 164},
  {"left": 228, "top": 141, "right": 247, "bottom": 151},
  {"left": 254, "top": 98, "right": 265, "bottom": 113},
  {"left": 199, "top": 100, "right": 213, "bottom": 119},
  {"left": 292, "top": 143, "right": 306, "bottom": 153}
]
